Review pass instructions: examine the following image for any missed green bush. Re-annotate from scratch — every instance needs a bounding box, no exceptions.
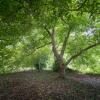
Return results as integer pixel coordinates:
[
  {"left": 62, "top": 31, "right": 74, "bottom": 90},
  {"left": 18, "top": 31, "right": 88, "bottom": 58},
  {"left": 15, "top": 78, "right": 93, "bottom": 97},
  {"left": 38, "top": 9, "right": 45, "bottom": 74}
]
[
  {"left": 52, "top": 60, "right": 60, "bottom": 72},
  {"left": 34, "top": 58, "right": 47, "bottom": 71},
  {"left": 33, "top": 49, "right": 48, "bottom": 71}
]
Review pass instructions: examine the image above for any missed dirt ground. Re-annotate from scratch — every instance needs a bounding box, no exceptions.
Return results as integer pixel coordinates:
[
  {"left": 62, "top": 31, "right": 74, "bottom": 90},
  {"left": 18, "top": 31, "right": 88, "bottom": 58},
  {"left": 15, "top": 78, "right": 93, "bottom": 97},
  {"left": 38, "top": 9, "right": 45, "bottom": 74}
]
[{"left": 0, "top": 70, "right": 100, "bottom": 100}]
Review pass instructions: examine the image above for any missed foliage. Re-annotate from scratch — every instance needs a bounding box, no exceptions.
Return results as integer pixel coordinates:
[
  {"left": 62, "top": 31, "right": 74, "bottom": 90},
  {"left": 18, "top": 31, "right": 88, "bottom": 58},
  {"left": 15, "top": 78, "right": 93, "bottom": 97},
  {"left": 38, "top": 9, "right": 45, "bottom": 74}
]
[
  {"left": 52, "top": 60, "right": 60, "bottom": 72},
  {"left": 33, "top": 49, "right": 49, "bottom": 71},
  {"left": 0, "top": 0, "right": 100, "bottom": 74}
]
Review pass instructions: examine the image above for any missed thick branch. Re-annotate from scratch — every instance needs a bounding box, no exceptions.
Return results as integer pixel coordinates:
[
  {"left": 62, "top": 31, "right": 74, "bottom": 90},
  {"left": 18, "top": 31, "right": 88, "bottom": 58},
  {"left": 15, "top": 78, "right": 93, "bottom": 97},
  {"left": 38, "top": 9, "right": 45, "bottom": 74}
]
[
  {"left": 44, "top": 27, "right": 59, "bottom": 59},
  {"left": 51, "top": 28, "right": 59, "bottom": 59},
  {"left": 60, "top": 28, "right": 71, "bottom": 57},
  {"left": 66, "top": 42, "right": 100, "bottom": 65}
]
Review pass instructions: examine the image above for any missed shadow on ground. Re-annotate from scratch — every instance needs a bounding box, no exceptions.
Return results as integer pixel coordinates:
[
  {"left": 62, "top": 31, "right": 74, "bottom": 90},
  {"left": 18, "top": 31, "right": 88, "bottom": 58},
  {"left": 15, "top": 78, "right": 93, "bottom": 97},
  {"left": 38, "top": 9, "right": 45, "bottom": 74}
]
[{"left": 0, "top": 70, "right": 100, "bottom": 100}]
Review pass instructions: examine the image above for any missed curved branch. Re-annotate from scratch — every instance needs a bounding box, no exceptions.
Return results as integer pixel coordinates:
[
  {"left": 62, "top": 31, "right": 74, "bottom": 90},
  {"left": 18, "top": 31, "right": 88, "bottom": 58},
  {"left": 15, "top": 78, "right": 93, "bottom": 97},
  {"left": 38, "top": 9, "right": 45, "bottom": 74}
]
[{"left": 66, "top": 42, "right": 100, "bottom": 65}]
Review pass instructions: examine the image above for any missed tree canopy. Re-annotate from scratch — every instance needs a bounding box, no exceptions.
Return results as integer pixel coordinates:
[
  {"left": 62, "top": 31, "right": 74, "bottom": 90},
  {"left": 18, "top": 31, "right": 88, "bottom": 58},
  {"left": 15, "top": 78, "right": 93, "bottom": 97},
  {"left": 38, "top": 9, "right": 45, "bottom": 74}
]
[{"left": 0, "top": 0, "right": 100, "bottom": 76}]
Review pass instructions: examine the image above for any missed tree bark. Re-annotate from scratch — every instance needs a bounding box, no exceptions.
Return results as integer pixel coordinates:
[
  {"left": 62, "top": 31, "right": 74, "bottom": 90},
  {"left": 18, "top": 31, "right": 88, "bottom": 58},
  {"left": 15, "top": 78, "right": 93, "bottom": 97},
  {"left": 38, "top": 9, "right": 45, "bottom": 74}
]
[{"left": 59, "top": 58, "right": 65, "bottom": 78}]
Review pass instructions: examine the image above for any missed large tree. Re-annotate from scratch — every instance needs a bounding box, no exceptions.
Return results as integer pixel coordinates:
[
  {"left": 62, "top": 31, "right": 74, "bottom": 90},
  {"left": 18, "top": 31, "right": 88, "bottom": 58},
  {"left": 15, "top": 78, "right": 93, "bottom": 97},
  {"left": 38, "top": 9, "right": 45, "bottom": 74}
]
[{"left": 0, "top": 0, "right": 100, "bottom": 78}]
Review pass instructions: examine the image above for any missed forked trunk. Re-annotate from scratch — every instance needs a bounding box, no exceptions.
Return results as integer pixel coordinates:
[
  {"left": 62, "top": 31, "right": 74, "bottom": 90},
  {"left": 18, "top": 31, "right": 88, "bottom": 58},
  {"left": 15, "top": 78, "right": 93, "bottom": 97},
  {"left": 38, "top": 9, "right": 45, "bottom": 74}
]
[{"left": 49, "top": 28, "right": 66, "bottom": 78}]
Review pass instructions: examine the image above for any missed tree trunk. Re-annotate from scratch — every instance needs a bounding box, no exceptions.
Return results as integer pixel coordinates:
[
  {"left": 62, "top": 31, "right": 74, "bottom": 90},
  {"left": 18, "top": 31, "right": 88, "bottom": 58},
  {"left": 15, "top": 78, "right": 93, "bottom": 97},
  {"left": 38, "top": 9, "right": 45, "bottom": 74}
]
[
  {"left": 48, "top": 28, "right": 66, "bottom": 78},
  {"left": 59, "top": 62, "right": 65, "bottom": 79},
  {"left": 57, "top": 58, "right": 65, "bottom": 79}
]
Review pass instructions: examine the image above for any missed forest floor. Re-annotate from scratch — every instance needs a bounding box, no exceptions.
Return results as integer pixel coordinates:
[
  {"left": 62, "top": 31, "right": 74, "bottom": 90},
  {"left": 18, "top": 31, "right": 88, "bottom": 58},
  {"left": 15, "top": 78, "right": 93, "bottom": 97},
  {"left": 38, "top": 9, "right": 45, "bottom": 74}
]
[{"left": 0, "top": 70, "right": 100, "bottom": 100}]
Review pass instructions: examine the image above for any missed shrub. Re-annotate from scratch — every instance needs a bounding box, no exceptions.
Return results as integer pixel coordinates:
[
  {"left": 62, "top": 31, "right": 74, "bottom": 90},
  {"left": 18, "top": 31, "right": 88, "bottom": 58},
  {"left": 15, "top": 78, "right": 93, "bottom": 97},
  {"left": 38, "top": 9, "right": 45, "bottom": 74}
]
[
  {"left": 52, "top": 60, "right": 60, "bottom": 72},
  {"left": 33, "top": 50, "right": 48, "bottom": 71},
  {"left": 34, "top": 58, "right": 47, "bottom": 71}
]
